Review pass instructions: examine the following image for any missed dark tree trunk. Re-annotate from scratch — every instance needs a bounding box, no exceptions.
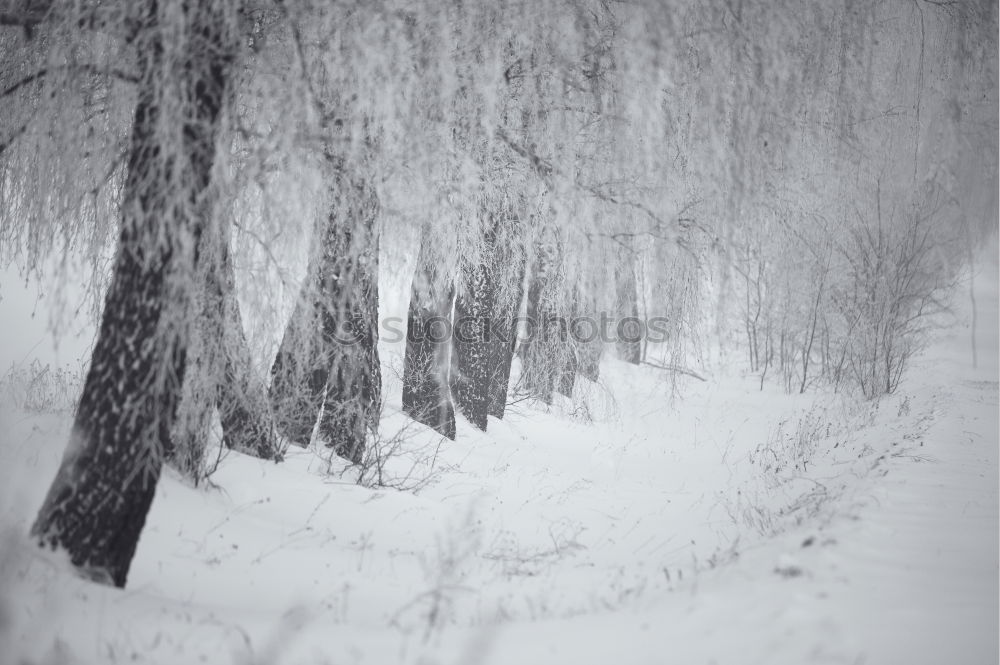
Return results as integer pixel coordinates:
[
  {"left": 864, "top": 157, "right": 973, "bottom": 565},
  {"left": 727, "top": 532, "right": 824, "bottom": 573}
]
[
  {"left": 555, "top": 286, "right": 579, "bottom": 398},
  {"left": 485, "top": 215, "right": 526, "bottom": 420},
  {"left": 402, "top": 239, "right": 456, "bottom": 439},
  {"left": 269, "top": 166, "right": 382, "bottom": 464},
  {"left": 449, "top": 210, "right": 525, "bottom": 429},
  {"left": 450, "top": 259, "right": 494, "bottom": 431},
  {"left": 170, "top": 228, "right": 282, "bottom": 479},
  {"left": 31, "top": 2, "right": 235, "bottom": 588},
  {"left": 215, "top": 242, "right": 282, "bottom": 459},
  {"left": 615, "top": 250, "right": 642, "bottom": 365},
  {"left": 316, "top": 171, "right": 382, "bottom": 464},
  {"left": 269, "top": 292, "right": 327, "bottom": 446},
  {"left": 485, "top": 312, "right": 521, "bottom": 418},
  {"left": 169, "top": 290, "right": 214, "bottom": 480}
]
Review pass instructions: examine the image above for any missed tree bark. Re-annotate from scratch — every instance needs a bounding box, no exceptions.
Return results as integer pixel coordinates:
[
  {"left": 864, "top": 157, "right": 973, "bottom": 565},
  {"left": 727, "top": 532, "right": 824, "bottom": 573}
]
[
  {"left": 450, "top": 257, "right": 495, "bottom": 431},
  {"left": 269, "top": 291, "right": 327, "bottom": 446},
  {"left": 215, "top": 241, "right": 282, "bottom": 459},
  {"left": 448, "top": 209, "right": 526, "bottom": 429},
  {"left": 402, "top": 237, "right": 456, "bottom": 439},
  {"left": 575, "top": 290, "right": 603, "bottom": 382},
  {"left": 170, "top": 227, "right": 282, "bottom": 479},
  {"left": 269, "top": 164, "right": 381, "bottom": 464},
  {"left": 316, "top": 170, "right": 382, "bottom": 464},
  {"left": 485, "top": 223, "right": 525, "bottom": 419},
  {"left": 519, "top": 234, "right": 569, "bottom": 403},
  {"left": 555, "top": 285, "right": 579, "bottom": 398},
  {"left": 615, "top": 249, "right": 641, "bottom": 365},
  {"left": 31, "top": 1, "right": 235, "bottom": 588}
]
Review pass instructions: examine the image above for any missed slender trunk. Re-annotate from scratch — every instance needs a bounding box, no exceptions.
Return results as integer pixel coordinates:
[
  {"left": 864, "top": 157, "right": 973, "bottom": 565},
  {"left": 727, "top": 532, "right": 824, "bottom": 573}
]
[
  {"left": 520, "top": 236, "right": 566, "bottom": 403},
  {"left": 827, "top": 323, "right": 833, "bottom": 379},
  {"left": 316, "top": 169, "right": 382, "bottom": 464},
  {"left": 800, "top": 271, "right": 825, "bottom": 394},
  {"left": 215, "top": 242, "right": 281, "bottom": 459},
  {"left": 485, "top": 289, "right": 523, "bottom": 418},
  {"left": 555, "top": 285, "right": 579, "bottom": 398},
  {"left": 269, "top": 291, "right": 327, "bottom": 446},
  {"left": 269, "top": 165, "right": 381, "bottom": 463},
  {"left": 450, "top": 258, "right": 496, "bottom": 431},
  {"left": 170, "top": 287, "right": 215, "bottom": 479},
  {"left": 486, "top": 217, "right": 526, "bottom": 419},
  {"left": 967, "top": 233, "right": 977, "bottom": 368},
  {"left": 744, "top": 271, "right": 756, "bottom": 371},
  {"left": 759, "top": 316, "right": 770, "bottom": 391},
  {"left": 575, "top": 289, "right": 604, "bottom": 382},
  {"left": 751, "top": 261, "right": 764, "bottom": 373},
  {"left": 172, "top": 226, "right": 282, "bottom": 478},
  {"left": 450, "top": 210, "right": 526, "bottom": 428},
  {"left": 638, "top": 255, "right": 650, "bottom": 363},
  {"left": 402, "top": 237, "right": 456, "bottom": 439},
  {"left": 615, "top": 249, "right": 641, "bottom": 365},
  {"left": 31, "top": 2, "right": 234, "bottom": 588}
]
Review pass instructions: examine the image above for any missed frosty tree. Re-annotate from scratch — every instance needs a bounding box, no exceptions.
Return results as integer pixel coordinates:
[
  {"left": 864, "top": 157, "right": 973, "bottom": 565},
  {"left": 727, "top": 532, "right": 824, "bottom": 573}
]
[
  {"left": 2, "top": 0, "right": 242, "bottom": 586},
  {"left": 0, "top": 0, "right": 994, "bottom": 587}
]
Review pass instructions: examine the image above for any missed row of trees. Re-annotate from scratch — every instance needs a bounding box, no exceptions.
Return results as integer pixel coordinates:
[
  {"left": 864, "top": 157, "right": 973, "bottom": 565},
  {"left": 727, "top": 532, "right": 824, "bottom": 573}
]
[{"left": 1, "top": 0, "right": 995, "bottom": 587}]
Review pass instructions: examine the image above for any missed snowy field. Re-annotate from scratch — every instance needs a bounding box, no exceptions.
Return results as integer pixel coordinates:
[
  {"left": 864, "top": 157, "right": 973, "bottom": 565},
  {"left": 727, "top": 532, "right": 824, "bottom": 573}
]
[{"left": 0, "top": 251, "right": 996, "bottom": 665}]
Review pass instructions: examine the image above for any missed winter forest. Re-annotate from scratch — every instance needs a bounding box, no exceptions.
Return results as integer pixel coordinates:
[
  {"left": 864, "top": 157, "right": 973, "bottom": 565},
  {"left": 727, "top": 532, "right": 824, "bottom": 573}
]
[{"left": 0, "top": 0, "right": 997, "bottom": 663}]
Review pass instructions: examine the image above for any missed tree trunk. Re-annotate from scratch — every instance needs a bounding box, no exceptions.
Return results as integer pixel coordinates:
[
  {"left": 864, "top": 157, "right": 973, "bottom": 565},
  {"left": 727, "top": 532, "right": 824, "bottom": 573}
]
[
  {"left": 169, "top": 294, "right": 215, "bottom": 480},
  {"left": 574, "top": 287, "right": 603, "bottom": 382},
  {"left": 215, "top": 241, "right": 282, "bottom": 459},
  {"left": 31, "top": 1, "right": 235, "bottom": 588},
  {"left": 316, "top": 170, "right": 382, "bottom": 464},
  {"left": 269, "top": 292, "right": 327, "bottom": 446},
  {"left": 170, "top": 227, "right": 282, "bottom": 480},
  {"left": 485, "top": 224, "right": 525, "bottom": 419},
  {"left": 520, "top": 235, "right": 568, "bottom": 403},
  {"left": 450, "top": 257, "right": 495, "bottom": 431},
  {"left": 445, "top": 209, "right": 526, "bottom": 429},
  {"left": 615, "top": 249, "right": 641, "bottom": 365},
  {"left": 402, "top": 236, "right": 456, "bottom": 439},
  {"left": 555, "top": 286, "right": 579, "bottom": 398},
  {"left": 269, "top": 166, "right": 382, "bottom": 464}
]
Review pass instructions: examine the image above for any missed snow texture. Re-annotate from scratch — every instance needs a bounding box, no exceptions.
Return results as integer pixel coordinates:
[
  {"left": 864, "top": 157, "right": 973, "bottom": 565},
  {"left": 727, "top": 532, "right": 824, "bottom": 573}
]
[{"left": 0, "top": 250, "right": 996, "bottom": 664}]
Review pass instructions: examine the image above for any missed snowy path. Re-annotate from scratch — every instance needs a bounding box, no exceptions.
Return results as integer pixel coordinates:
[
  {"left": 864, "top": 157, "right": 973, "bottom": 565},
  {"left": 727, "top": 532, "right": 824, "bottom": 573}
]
[
  {"left": 811, "top": 390, "right": 998, "bottom": 665},
  {"left": 467, "top": 260, "right": 1000, "bottom": 665},
  {"left": 1, "top": 257, "right": 996, "bottom": 665}
]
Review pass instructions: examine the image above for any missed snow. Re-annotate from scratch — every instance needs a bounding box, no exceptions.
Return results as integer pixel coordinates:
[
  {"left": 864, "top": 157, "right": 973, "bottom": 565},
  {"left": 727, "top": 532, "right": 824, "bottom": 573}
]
[{"left": 1, "top": 252, "right": 997, "bottom": 665}]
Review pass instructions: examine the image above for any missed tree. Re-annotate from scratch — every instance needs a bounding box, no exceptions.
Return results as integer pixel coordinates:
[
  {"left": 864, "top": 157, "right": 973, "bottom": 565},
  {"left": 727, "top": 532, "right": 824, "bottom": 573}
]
[
  {"left": 449, "top": 207, "right": 526, "bottom": 429},
  {"left": 170, "top": 222, "right": 283, "bottom": 481},
  {"left": 614, "top": 247, "right": 641, "bottom": 365},
  {"left": 519, "top": 227, "right": 573, "bottom": 404},
  {"left": 573, "top": 286, "right": 604, "bottom": 383},
  {"left": 269, "top": 157, "right": 381, "bottom": 463},
  {"left": 1, "top": 0, "right": 993, "bottom": 587},
  {"left": 449, "top": 219, "right": 501, "bottom": 431},
  {"left": 835, "top": 184, "right": 958, "bottom": 397},
  {"left": 26, "top": 0, "right": 240, "bottom": 587},
  {"left": 485, "top": 211, "right": 527, "bottom": 419},
  {"left": 402, "top": 231, "right": 457, "bottom": 439}
]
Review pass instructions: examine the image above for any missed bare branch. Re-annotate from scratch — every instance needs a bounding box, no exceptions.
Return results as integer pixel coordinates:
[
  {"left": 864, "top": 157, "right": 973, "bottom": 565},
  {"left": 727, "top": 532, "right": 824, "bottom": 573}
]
[
  {"left": 641, "top": 360, "right": 707, "bottom": 382},
  {"left": 2, "top": 65, "right": 138, "bottom": 98}
]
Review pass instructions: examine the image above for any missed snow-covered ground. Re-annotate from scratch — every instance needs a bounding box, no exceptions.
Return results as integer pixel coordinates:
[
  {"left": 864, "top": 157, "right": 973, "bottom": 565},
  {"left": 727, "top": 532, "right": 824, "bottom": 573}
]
[{"left": 1, "top": 251, "right": 996, "bottom": 665}]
